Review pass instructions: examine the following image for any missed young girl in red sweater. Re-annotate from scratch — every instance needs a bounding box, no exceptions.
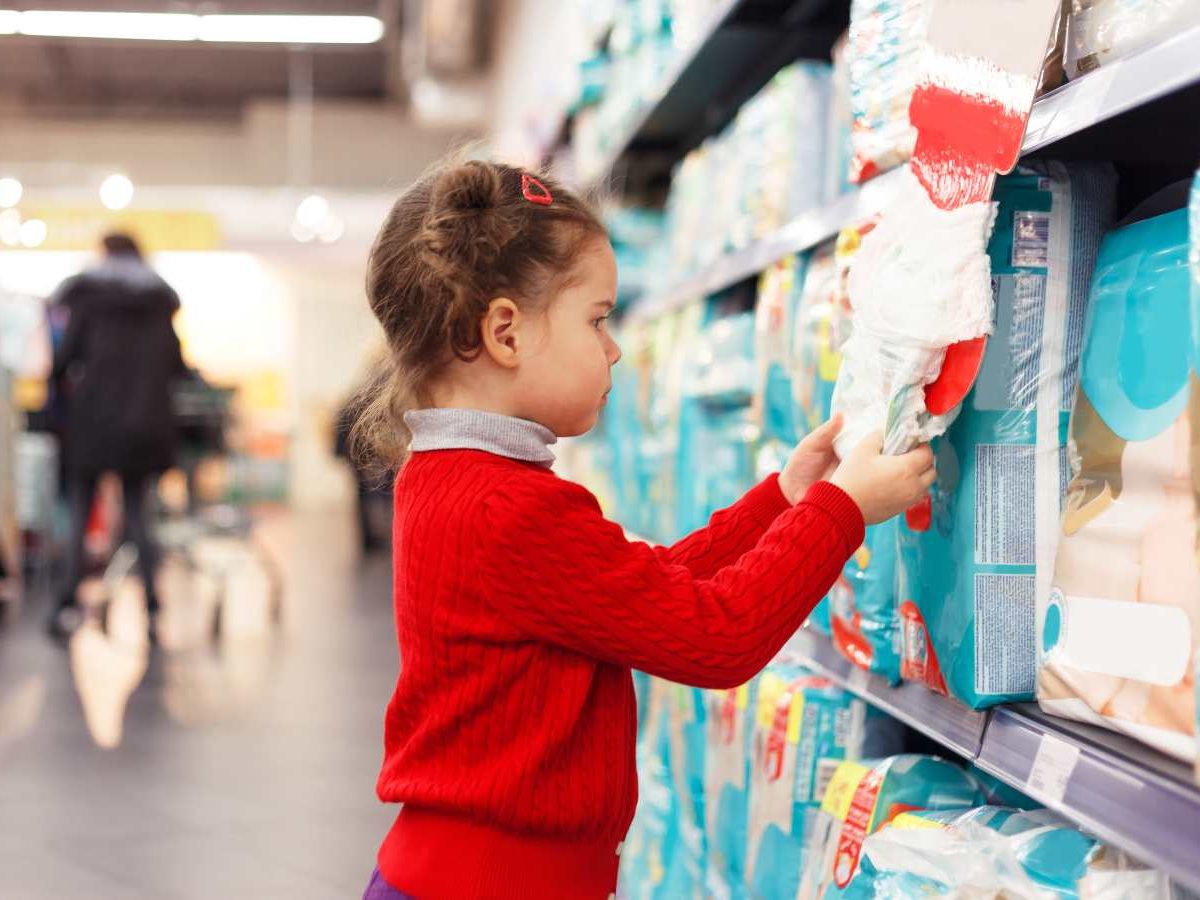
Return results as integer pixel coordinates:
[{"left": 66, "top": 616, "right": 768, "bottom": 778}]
[{"left": 355, "top": 159, "right": 935, "bottom": 900}]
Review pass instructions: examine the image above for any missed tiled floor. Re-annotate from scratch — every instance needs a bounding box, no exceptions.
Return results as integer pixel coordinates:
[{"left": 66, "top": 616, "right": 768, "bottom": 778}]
[{"left": 0, "top": 509, "right": 399, "bottom": 899}]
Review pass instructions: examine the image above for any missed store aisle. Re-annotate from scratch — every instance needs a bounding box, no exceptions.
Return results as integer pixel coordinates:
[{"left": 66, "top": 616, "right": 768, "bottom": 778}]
[{"left": 0, "top": 509, "right": 397, "bottom": 899}]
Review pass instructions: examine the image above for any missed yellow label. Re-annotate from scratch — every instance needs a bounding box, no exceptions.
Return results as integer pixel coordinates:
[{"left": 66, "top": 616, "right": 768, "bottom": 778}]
[
  {"left": 20, "top": 206, "right": 221, "bottom": 252},
  {"left": 890, "top": 812, "right": 946, "bottom": 832},
  {"left": 854, "top": 544, "right": 872, "bottom": 569},
  {"left": 756, "top": 673, "right": 788, "bottom": 730},
  {"left": 816, "top": 320, "right": 842, "bottom": 382},
  {"left": 820, "top": 760, "right": 870, "bottom": 819},
  {"left": 786, "top": 693, "right": 806, "bottom": 744},
  {"left": 736, "top": 682, "right": 750, "bottom": 711}
]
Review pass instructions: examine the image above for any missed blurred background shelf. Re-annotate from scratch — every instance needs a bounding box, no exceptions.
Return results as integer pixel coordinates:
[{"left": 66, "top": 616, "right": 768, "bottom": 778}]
[
  {"left": 627, "top": 19, "right": 1200, "bottom": 320},
  {"left": 578, "top": 0, "right": 850, "bottom": 191},
  {"left": 780, "top": 627, "right": 1200, "bottom": 892}
]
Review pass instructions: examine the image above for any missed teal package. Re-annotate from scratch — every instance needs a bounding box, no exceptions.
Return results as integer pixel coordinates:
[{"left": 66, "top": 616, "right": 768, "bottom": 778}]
[
  {"left": 839, "top": 806, "right": 1165, "bottom": 899},
  {"left": 896, "top": 162, "right": 1117, "bottom": 708},
  {"left": 1194, "top": 171, "right": 1200, "bottom": 773},
  {"left": 704, "top": 678, "right": 758, "bottom": 900},
  {"left": 829, "top": 518, "right": 901, "bottom": 681},
  {"left": 807, "top": 755, "right": 990, "bottom": 898},
  {"left": 745, "top": 666, "right": 864, "bottom": 900}
]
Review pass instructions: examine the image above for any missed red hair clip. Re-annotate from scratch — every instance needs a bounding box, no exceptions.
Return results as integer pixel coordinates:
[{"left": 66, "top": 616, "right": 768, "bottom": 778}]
[{"left": 521, "top": 173, "right": 553, "bottom": 206}]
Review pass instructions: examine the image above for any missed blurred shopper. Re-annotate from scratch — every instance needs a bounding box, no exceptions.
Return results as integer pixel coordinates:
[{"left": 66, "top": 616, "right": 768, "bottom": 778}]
[
  {"left": 48, "top": 233, "right": 186, "bottom": 638},
  {"left": 335, "top": 386, "right": 392, "bottom": 555}
]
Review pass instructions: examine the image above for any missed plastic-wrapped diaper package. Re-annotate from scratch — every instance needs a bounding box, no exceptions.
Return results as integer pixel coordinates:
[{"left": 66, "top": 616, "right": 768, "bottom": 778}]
[
  {"left": 746, "top": 666, "right": 904, "bottom": 900},
  {"left": 829, "top": 518, "right": 902, "bottom": 682},
  {"left": 830, "top": 166, "right": 999, "bottom": 459},
  {"left": 755, "top": 255, "right": 807, "bottom": 453},
  {"left": 897, "top": 162, "right": 1117, "bottom": 709},
  {"left": 845, "top": 0, "right": 931, "bottom": 183},
  {"left": 705, "top": 679, "right": 758, "bottom": 900},
  {"left": 1037, "top": 190, "right": 1199, "bottom": 762},
  {"left": 792, "top": 243, "right": 844, "bottom": 438},
  {"left": 1065, "top": 0, "right": 1200, "bottom": 80},
  {"left": 841, "top": 806, "right": 1172, "bottom": 899},
  {"left": 797, "top": 755, "right": 988, "bottom": 899}
]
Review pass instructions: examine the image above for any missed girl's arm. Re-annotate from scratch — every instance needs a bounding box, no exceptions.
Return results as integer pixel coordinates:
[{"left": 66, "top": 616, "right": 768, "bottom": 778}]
[
  {"left": 651, "top": 474, "right": 792, "bottom": 580},
  {"left": 477, "top": 475, "right": 862, "bottom": 689}
]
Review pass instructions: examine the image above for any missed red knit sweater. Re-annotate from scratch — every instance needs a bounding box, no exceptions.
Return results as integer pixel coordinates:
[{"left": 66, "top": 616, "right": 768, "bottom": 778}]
[{"left": 376, "top": 449, "right": 864, "bottom": 899}]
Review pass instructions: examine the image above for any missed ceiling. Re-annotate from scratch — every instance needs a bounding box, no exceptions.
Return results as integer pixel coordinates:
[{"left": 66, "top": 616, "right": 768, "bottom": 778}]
[{"left": 0, "top": 1, "right": 410, "bottom": 119}]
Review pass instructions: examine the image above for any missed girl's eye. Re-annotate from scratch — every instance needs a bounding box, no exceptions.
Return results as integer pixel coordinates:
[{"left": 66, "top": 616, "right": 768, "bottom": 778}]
[{"left": 593, "top": 315, "right": 610, "bottom": 330}]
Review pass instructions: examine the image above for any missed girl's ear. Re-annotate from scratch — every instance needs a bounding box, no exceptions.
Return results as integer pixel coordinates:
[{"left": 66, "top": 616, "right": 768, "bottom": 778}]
[{"left": 480, "top": 297, "right": 522, "bottom": 369}]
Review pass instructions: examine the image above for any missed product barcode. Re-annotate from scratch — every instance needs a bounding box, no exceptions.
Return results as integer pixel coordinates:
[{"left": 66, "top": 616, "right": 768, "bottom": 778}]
[
  {"left": 1012, "top": 211, "right": 1051, "bottom": 268},
  {"left": 814, "top": 757, "right": 840, "bottom": 806}
]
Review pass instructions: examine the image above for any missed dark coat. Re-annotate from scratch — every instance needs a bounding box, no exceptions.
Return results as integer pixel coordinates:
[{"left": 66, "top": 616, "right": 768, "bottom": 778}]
[{"left": 51, "top": 257, "right": 187, "bottom": 475}]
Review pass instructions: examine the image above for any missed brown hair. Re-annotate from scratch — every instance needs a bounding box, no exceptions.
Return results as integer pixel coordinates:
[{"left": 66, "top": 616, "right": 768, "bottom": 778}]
[{"left": 351, "top": 156, "right": 606, "bottom": 472}]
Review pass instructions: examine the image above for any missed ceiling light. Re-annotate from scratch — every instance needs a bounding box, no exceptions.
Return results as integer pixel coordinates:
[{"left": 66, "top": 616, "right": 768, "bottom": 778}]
[
  {"left": 317, "top": 215, "right": 344, "bottom": 244},
  {"left": 0, "top": 10, "right": 383, "bottom": 44},
  {"left": 0, "top": 176, "right": 22, "bottom": 208},
  {"left": 0, "top": 209, "right": 21, "bottom": 246},
  {"left": 18, "top": 11, "right": 199, "bottom": 41},
  {"left": 100, "top": 174, "right": 133, "bottom": 210},
  {"left": 199, "top": 15, "right": 383, "bottom": 45},
  {"left": 19, "top": 218, "right": 47, "bottom": 248},
  {"left": 290, "top": 221, "right": 316, "bottom": 244},
  {"left": 295, "top": 194, "right": 329, "bottom": 231}
]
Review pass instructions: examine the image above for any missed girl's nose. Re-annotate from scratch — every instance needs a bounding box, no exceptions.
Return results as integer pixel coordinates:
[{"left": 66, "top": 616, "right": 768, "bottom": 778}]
[{"left": 607, "top": 336, "right": 622, "bottom": 366}]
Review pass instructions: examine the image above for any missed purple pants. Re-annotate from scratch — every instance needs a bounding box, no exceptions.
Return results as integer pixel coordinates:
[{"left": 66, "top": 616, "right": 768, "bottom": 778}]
[{"left": 362, "top": 867, "right": 415, "bottom": 900}]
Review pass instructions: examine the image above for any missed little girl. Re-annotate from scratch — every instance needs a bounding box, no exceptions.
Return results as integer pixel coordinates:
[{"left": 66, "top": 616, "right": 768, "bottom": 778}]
[{"left": 356, "top": 158, "right": 934, "bottom": 900}]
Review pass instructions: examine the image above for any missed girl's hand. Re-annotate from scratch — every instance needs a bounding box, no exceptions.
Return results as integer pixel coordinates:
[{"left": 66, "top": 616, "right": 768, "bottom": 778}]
[
  {"left": 779, "top": 413, "right": 844, "bottom": 505},
  {"left": 830, "top": 431, "right": 936, "bottom": 525}
]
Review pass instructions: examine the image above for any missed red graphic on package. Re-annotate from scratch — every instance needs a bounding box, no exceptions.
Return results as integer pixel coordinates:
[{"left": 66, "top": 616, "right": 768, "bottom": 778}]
[
  {"left": 899, "top": 601, "right": 948, "bottom": 695},
  {"left": 832, "top": 769, "right": 883, "bottom": 888}
]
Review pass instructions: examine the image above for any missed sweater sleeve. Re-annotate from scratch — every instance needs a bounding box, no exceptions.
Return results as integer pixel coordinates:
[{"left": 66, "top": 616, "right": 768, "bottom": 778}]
[
  {"left": 476, "top": 474, "right": 864, "bottom": 689},
  {"left": 653, "top": 473, "right": 792, "bottom": 579}
]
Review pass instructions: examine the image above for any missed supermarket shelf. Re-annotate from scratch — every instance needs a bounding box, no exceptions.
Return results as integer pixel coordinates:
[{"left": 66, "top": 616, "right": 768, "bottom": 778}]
[
  {"left": 980, "top": 707, "right": 1200, "bottom": 892},
  {"left": 1023, "top": 22, "right": 1200, "bottom": 154},
  {"left": 781, "top": 626, "right": 989, "bottom": 760},
  {"left": 628, "top": 25, "right": 1200, "bottom": 319},
  {"left": 782, "top": 627, "right": 1200, "bottom": 891},
  {"left": 582, "top": 0, "right": 849, "bottom": 190},
  {"left": 633, "top": 167, "right": 906, "bottom": 319}
]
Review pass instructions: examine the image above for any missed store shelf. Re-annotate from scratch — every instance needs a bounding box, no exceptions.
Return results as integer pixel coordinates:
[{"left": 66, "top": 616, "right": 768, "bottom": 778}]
[
  {"left": 781, "top": 626, "right": 988, "bottom": 760},
  {"left": 978, "top": 706, "right": 1200, "bottom": 893},
  {"left": 1024, "top": 23, "right": 1200, "bottom": 154},
  {"left": 781, "top": 627, "right": 1200, "bottom": 892},
  {"left": 581, "top": 0, "right": 850, "bottom": 190},
  {"left": 629, "top": 25, "right": 1200, "bottom": 320}
]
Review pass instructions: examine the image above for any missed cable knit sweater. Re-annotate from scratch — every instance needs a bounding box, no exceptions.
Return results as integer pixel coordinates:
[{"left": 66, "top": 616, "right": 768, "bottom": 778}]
[{"left": 374, "top": 410, "right": 864, "bottom": 899}]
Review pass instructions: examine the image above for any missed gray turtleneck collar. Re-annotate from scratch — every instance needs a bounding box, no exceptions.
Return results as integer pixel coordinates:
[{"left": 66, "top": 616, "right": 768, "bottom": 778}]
[{"left": 404, "top": 408, "right": 557, "bottom": 467}]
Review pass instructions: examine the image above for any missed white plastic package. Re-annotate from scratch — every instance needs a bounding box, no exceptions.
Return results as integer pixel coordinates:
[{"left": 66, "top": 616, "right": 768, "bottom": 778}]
[{"left": 1065, "top": 0, "right": 1200, "bottom": 78}]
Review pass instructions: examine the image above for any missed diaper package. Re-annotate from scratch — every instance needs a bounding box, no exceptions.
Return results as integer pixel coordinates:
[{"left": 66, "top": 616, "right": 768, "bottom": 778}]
[
  {"left": 705, "top": 679, "right": 758, "bottom": 900},
  {"left": 1037, "top": 192, "right": 1199, "bottom": 762},
  {"left": 831, "top": 167, "right": 999, "bottom": 459},
  {"left": 797, "top": 755, "right": 988, "bottom": 898},
  {"left": 897, "top": 162, "right": 1117, "bottom": 708},
  {"left": 830, "top": 518, "right": 902, "bottom": 681},
  {"left": 842, "top": 806, "right": 1172, "bottom": 898},
  {"left": 1195, "top": 171, "right": 1200, "bottom": 785},
  {"left": 792, "top": 243, "right": 844, "bottom": 438},
  {"left": 755, "top": 255, "right": 807, "bottom": 455},
  {"left": 746, "top": 666, "right": 904, "bottom": 900},
  {"left": 845, "top": 0, "right": 932, "bottom": 183},
  {"left": 1065, "top": 0, "right": 1200, "bottom": 79}
]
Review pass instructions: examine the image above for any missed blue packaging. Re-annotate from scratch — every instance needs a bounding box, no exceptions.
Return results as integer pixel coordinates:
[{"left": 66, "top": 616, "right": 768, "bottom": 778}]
[
  {"left": 704, "top": 679, "right": 758, "bottom": 900},
  {"left": 897, "top": 162, "right": 1117, "bottom": 708}
]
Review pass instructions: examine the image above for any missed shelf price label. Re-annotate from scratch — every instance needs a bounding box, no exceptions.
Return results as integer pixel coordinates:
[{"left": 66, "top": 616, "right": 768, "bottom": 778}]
[{"left": 1027, "top": 733, "right": 1080, "bottom": 805}]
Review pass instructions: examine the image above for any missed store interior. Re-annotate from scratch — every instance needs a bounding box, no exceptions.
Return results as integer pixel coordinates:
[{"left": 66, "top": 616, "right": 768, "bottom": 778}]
[{"left": 1, "top": 0, "right": 1200, "bottom": 898}]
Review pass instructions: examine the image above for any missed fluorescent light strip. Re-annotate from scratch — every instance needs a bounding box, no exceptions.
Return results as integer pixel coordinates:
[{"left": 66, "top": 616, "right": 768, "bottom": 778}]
[
  {"left": 0, "top": 10, "right": 384, "bottom": 44},
  {"left": 199, "top": 15, "right": 383, "bottom": 45}
]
